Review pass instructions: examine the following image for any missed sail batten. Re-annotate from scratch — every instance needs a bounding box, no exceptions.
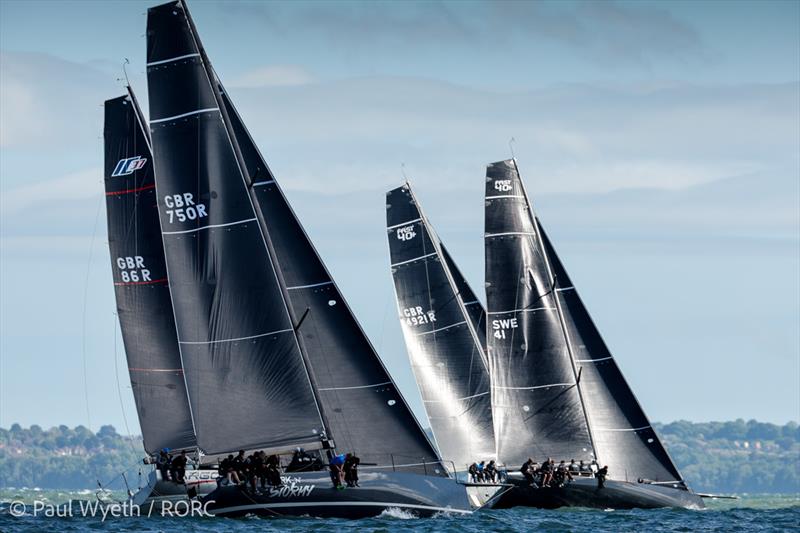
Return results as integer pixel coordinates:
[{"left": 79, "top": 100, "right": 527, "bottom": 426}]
[
  {"left": 103, "top": 90, "right": 196, "bottom": 454},
  {"left": 386, "top": 184, "right": 495, "bottom": 473}
]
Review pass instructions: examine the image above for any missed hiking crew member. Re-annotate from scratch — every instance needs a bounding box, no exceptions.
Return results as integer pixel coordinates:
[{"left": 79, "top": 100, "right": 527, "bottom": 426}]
[
  {"left": 344, "top": 453, "right": 361, "bottom": 487},
  {"left": 156, "top": 449, "right": 171, "bottom": 481},
  {"left": 540, "top": 458, "right": 554, "bottom": 487},
  {"left": 329, "top": 453, "right": 346, "bottom": 489},
  {"left": 469, "top": 462, "right": 479, "bottom": 483},
  {"left": 170, "top": 450, "right": 188, "bottom": 484},
  {"left": 520, "top": 458, "right": 535, "bottom": 486},
  {"left": 485, "top": 460, "right": 498, "bottom": 483},
  {"left": 597, "top": 465, "right": 609, "bottom": 489}
]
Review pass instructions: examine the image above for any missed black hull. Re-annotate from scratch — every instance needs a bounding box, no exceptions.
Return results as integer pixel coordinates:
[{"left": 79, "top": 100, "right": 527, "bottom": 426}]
[
  {"left": 495, "top": 477, "right": 705, "bottom": 510},
  {"left": 204, "top": 471, "right": 501, "bottom": 518}
]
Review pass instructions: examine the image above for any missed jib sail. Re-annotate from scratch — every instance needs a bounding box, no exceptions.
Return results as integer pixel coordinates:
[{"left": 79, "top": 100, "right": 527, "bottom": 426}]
[
  {"left": 219, "top": 94, "right": 446, "bottom": 476},
  {"left": 484, "top": 159, "right": 594, "bottom": 468},
  {"left": 539, "top": 224, "right": 683, "bottom": 482},
  {"left": 103, "top": 88, "right": 196, "bottom": 455},
  {"left": 386, "top": 183, "right": 495, "bottom": 473},
  {"left": 146, "top": 0, "right": 325, "bottom": 456}
]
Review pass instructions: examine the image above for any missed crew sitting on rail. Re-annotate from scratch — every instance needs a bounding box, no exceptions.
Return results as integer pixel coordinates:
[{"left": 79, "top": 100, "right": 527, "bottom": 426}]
[
  {"left": 568, "top": 459, "right": 580, "bottom": 475},
  {"left": 469, "top": 462, "right": 480, "bottom": 483},
  {"left": 520, "top": 458, "right": 536, "bottom": 486},
  {"left": 219, "top": 454, "right": 241, "bottom": 485},
  {"left": 540, "top": 458, "right": 555, "bottom": 487},
  {"left": 170, "top": 450, "right": 188, "bottom": 484},
  {"left": 156, "top": 448, "right": 171, "bottom": 481},
  {"left": 553, "top": 460, "right": 573, "bottom": 486},
  {"left": 485, "top": 460, "right": 498, "bottom": 483},
  {"left": 579, "top": 460, "right": 591, "bottom": 475},
  {"left": 287, "top": 447, "right": 324, "bottom": 472}
]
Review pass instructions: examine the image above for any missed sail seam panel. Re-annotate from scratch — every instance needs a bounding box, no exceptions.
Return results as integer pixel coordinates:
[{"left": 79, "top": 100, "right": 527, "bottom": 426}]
[
  {"left": 253, "top": 180, "right": 275, "bottom": 187},
  {"left": 287, "top": 281, "right": 333, "bottom": 290},
  {"left": 414, "top": 320, "right": 467, "bottom": 336},
  {"left": 391, "top": 252, "right": 437, "bottom": 267},
  {"left": 423, "top": 391, "right": 490, "bottom": 402},
  {"left": 387, "top": 217, "right": 422, "bottom": 230},
  {"left": 147, "top": 52, "right": 201, "bottom": 66},
  {"left": 178, "top": 327, "right": 293, "bottom": 345},
  {"left": 162, "top": 217, "right": 257, "bottom": 235},
  {"left": 493, "top": 382, "right": 575, "bottom": 390},
  {"left": 487, "top": 307, "right": 556, "bottom": 315},
  {"left": 485, "top": 231, "right": 536, "bottom": 237},
  {"left": 595, "top": 425, "right": 651, "bottom": 432},
  {"left": 150, "top": 107, "right": 220, "bottom": 124},
  {"left": 485, "top": 195, "right": 525, "bottom": 200},
  {"left": 575, "top": 356, "right": 613, "bottom": 363},
  {"left": 317, "top": 381, "right": 392, "bottom": 391}
]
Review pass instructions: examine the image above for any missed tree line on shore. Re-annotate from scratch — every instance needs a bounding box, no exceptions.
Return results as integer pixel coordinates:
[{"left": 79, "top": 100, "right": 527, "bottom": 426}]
[{"left": 0, "top": 420, "right": 797, "bottom": 493}]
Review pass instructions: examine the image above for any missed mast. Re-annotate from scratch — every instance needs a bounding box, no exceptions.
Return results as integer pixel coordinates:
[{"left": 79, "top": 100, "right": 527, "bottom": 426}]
[
  {"left": 179, "top": 0, "right": 333, "bottom": 448},
  {"left": 512, "top": 158, "right": 600, "bottom": 463}
]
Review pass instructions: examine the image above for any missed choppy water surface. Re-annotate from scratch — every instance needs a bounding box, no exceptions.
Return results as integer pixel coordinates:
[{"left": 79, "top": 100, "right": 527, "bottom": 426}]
[{"left": 0, "top": 489, "right": 797, "bottom": 532}]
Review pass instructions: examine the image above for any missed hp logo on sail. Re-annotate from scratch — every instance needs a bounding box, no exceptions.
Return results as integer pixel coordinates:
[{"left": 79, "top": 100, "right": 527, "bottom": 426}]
[{"left": 112, "top": 156, "right": 147, "bottom": 177}]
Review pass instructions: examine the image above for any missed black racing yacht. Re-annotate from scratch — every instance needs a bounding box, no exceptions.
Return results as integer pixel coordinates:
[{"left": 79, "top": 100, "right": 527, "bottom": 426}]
[
  {"left": 103, "top": 88, "right": 217, "bottom": 510},
  {"left": 142, "top": 0, "right": 502, "bottom": 517},
  {"left": 484, "top": 159, "right": 704, "bottom": 509},
  {"left": 385, "top": 183, "right": 497, "bottom": 475}
]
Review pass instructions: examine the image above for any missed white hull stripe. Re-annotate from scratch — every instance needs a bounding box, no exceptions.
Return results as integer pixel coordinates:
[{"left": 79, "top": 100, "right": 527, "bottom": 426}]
[
  {"left": 485, "top": 195, "right": 524, "bottom": 200},
  {"left": 424, "top": 391, "right": 489, "bottom": 403},
  {"left": 391, "top": 252, "right": 437, "bottom": 267},
  {"left": 485, "top": 231, "right": 535, "bottom": 238},
  {"left": 595, "top": 425, "right": 651, "bottom": 432},
  {"left": 555, "top": 286, "right": 575, "bottom": 292},
  {"left": 287, "top": 281, "right": 333, "bottom": 290},
  {"left": 416, "top": 320, "right": 467, "bottom": 336},
  {"left": 163, "top": 217, "right": 257, "bottom": 235},
  {"left": 253, "top": 180, "right": 275, "bottom": 187},
  {"left": 151, "top": 107, "right": 220, "bottom": 124},
  {"left": 318, "top": 381, "right": 392, "bottom": 391},
  {"left": 575, "top": 356, "right": 613, "bottom": 363},
  {"left": 211, "top": 501, "right": 471, "bottom": 515},
  {"left": 493, "top": 382, "right": 575, "bottom": 390},
  {"left": 387, "top": 217, "right": 422, "bottom": 231},
  {"left": 146, "top": 53, "right": 201, "bottom": 67},
  {"left": 180, "top": 328, "right": 293, "bottom": 345},
  {"left": 488, "top": 307, "right": 555, "bottom": 315}
]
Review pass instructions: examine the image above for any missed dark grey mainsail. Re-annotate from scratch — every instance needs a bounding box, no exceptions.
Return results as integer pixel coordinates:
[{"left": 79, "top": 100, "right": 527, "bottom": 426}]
[
  {"left": 386, "top": 184, "right": 495, "bottom": 473},
  {"left": 484, "top": 159, "right": 594, "bottom": 467},
  {"left": 539, "top": 226, "right": 683, "bottom": 482},
  {"left": 219, "top": 94, "right": 446, "bottom": 476},
  {"left": 147, "top": 0, "right": 444, "bottom": 474},
  {"left": 103, "top": 89, "right": 196, "bottom": 455},
  {"left": 146, "top": 0, "right": 325, "bottom": 456}
]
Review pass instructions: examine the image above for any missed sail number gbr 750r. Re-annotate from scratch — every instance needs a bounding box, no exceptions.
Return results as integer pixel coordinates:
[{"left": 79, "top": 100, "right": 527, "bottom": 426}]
[{"left": 163, "top": 193, "right": 207, "bottom": 224}]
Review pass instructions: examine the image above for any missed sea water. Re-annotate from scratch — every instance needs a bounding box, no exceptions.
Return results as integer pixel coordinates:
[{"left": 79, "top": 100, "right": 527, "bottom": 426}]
[{"left": 0, "top": 488, "right": 797, "bottom": 532}]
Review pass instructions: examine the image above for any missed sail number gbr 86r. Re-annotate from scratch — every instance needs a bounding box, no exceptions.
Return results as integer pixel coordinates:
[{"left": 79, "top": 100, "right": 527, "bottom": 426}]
[{"left": 163, "top": 193, "right": 207, "bottom": 224}]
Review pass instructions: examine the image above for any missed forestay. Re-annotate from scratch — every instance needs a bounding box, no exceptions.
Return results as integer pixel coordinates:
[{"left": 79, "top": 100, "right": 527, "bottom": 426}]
[
  {"left": 146, "top": 0, "right": 324, "bottom": 456},
  {"left": 484, "top": 159, "right": 594, "bottom": 468},
  {"left": 103, "top": 90, "right": 196, "bottom": 454},
  {"left": 386, "top": 184, "right": 495, "bottom": 473}
]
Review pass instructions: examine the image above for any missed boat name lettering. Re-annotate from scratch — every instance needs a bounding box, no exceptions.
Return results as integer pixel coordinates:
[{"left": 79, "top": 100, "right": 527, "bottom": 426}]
[
  {"left": 163, "top": 193, "right": 208, "bottom": 224},
  {"left": 492, "top": 317, "right": 518, "bottom": 339},
  {"left": 116, "top": 256, "right": 151, "bottom": 283},
  {"left": 402, "top": 306, "right": 436, "bottom": 326},
  {"left": 396, "top": 225, "right": 417, "bottom": 241},
  {"left": 494, "top": 179, "right": 512, "bottom": 192},
  {"left": 268, "top": 482, "right": 315, "bottom": 498}
]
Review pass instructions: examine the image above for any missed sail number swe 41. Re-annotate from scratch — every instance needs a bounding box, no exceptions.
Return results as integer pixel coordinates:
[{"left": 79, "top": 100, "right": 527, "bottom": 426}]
[{"left": 163, "top": 193, "right": 207, "bottom": 224}]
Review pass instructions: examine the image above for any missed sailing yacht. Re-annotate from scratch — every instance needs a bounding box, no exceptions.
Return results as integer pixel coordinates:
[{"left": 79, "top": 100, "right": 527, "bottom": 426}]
[
  {"left": 385, "top": 183, "right": 496, "bottom": 475},
  {"left": 103, "top": 89, "right": 217, "bottom": 510},
  {"left": 140, "top": 0, "right": 502, "bottom": 517},
  {"left": 484, "top": 159, "right": 704, "bottom": 509}
]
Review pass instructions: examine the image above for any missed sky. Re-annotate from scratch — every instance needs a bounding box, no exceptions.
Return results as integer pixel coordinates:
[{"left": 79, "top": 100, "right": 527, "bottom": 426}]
[{"left": 0, "top": 0, "right": 798, "bottom": 437}]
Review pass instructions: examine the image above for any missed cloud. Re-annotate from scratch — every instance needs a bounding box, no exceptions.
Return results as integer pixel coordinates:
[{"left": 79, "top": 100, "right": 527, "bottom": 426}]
[
  {"left": 1, "top": 167, "right": 101, "bottom": 216},
  {"left": 229, "top": 65, "right": 316, "bottom": 88}
]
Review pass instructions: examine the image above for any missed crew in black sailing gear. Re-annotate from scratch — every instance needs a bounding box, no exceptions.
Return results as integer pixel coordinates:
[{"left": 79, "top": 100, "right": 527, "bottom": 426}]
[
  {"left": 596, "top": 465, "right": 608, "bottom": 489},
  {"left": 469, "top": 462, "right": 479, "bottom": 483},
  {"left": 220, "top": 454, "right": 241, "bottom": 485},
  {"left": 568, "top": 459, "right": 579, "bottom": 475},
  {"left": 344, "top": 453, "right": 360, "bottom": 487},
  {"left": 520, "top": 458, "right": 535, "bottom": 486},
  {"left": 232, "top": 450, "right": 246, "bottom": 482},
  {"left": 540, "top": 458, "right": 554, "bottom": 487},
  {"left": 265, "top": 454, "right": 282, "bottom": 487},
  {"left": 485, "top": 460, "right": 498, "bottom": 483},
  {"left": 579, "top": 460, "right": 590, "bottom": 475},
  {"left": 249, "top": 451, "right": 265, "bottom": 491},
  {"left": 156, "top": 449, "right": 171, "bottom": 481},
  {"left": 170, "top": 450, "right": 188, "bottom": 483}
]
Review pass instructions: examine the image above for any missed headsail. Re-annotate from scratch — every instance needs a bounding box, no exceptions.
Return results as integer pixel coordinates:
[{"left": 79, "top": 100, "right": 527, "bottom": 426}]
[
  {"left": 539, "top": 225, "right": 683, "bottom": 482},
  {"left": 146, "top": 0, "right": 325, "bottom": 456},
  {"left": 386, "top": 184, "right": 495, "bottom": 473},
  {"left": 103, "top": 89, "right": 196, "bottom": 454},
  {"left": 484, "top": 159, "right": 594, "bottom": 467},
  {"left": 220, "top": 95, "right": 447, "bottom": 476}
]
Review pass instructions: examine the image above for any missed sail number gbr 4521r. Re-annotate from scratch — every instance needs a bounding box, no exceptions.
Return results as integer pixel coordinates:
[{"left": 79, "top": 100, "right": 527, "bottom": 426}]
[{"left": 163, "top": 193, "right": 207, "bottom": 224}]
